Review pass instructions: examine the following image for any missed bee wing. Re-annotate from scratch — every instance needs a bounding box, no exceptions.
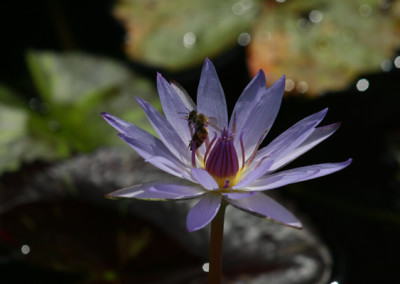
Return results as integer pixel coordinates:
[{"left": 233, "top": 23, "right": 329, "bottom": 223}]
[
  {"left": 207, "top": 117, "right": 221, "bottom": 132},
  {"left": 170, "top": 80, "right": 197, "bottom": 111}
]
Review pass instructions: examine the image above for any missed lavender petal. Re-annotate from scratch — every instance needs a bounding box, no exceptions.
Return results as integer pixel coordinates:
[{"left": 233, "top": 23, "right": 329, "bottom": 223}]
[
  {"left": 186, "top": 192, "right": 221, "bottom": 232},
  {"left": 222, "top": 191, "right": 258, "bottom": 200},
  {"left": 107, "top": 179, "right": 206, "bottom": 200},
  {"left": 197, "top": 58, "right": 228, "bottom": 130},
  {"left": 233, "top": 160, "right": 274, "bottom": 189},
  {"left": 237, "top": 76, "right": 285, "bottom": 159},
  {"left": 246, "top": 159, "right": 353, "bottom": 191},
  {"left": 102, "top": 113, "right": 188, "bottom": 178},
  {"left": 229, "top": 70, "right": 267, "bottom": 134},
  {"left": 157, "top": 73, "right": 193, "bottom": 145},
  {"left": 228, "top": 193, "right": 302, "bottom": 229},
  {"left": 136, "top": 97, "right": 190, "bottom": 163},
  {"left": 191, "top": 168, "right": 218, "bottom": 190},
  {"left": 255, "top": 108, "right": 328, "bottom": 164},
  {"left": 269, "top": 122, "right": 341, "bottom": 171}
]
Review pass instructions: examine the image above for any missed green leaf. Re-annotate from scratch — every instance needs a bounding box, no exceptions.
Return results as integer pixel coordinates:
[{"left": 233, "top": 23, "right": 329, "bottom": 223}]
[
  {"left": 0, "top": 103, "right": 28, "bottom": 172},
  {"left": 1, "top": 51, "right": 161, "bottom": 175},
  {"left": 0, "top": 84, "right": 27, "bottom": 109},
  {"left": 114, "top": 0, "right": 261, "bottom": 70}
]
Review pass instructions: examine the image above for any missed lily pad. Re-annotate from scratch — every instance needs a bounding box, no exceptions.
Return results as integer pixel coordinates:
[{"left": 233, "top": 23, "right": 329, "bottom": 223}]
[
  {"left": 114, "top": 0, "right": 260, "bottom": 70},
  {"left": 247, "top": 0, "right": 400, "bottom": 95}
]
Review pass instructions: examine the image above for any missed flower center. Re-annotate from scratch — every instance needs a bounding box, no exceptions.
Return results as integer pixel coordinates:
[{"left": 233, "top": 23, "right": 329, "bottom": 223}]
[{"left": 205, "top": 129, "right": 239, "bottom": 188}]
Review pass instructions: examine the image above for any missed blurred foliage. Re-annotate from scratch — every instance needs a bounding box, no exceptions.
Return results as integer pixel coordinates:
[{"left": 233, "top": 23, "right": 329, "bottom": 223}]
[
  {"left": 113, "top": 0, "right": 260, "bottom": 70},
  {"left": 0, "top": 51, "right": 159, "bottom": 175},
  {"left": 247, "top": 0, "right": 400, "bottom": 95},
  {"left": 114, "top": 0, "right": 400, "bottom": 95}
]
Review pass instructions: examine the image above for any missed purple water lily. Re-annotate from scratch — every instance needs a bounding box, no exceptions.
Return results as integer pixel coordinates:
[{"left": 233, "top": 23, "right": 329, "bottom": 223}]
[{"left": 102, "top": 58, "right": 351, "bottom": 232}]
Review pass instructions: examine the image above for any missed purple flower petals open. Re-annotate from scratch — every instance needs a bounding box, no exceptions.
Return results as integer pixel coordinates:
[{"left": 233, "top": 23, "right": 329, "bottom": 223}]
[{"left": 102, "top": 58, "right": 352, "bottom": 232}]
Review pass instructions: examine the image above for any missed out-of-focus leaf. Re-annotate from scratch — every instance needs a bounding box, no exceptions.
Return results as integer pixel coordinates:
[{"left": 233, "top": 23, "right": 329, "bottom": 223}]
[
  {"left": 0, "top": 103, "right": 28, "bottom": 172},
  {"left": 27, "top": 51, "right": 133, "bottom": 104},
  {"left": 0, "top": 51, "right": 160, "bottom": 175},
  {"left": 26, "top": 51, "right": 159, "bottom": 141},
  {"left": 114, "top": 0, "right": 260, "bottom": 70},
  {"left": 247, "top": 0, "right": 400, "bottom": 96},
  {"left": 0, "top": 85, "right": 26, "bottom": 108}
]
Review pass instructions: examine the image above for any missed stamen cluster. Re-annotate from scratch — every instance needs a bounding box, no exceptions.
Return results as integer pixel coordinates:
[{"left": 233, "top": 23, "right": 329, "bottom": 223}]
[{"left": 204, "top": 129, "right": 239, "bottom": 188}]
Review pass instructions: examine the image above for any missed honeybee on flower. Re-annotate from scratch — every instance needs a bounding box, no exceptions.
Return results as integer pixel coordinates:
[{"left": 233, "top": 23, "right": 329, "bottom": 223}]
[{"left": 184, "top": 110, "right": 220, "bottom": 150}]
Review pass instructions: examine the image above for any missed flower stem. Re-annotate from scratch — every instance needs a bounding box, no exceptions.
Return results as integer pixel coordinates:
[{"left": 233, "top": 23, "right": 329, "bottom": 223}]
[{"left": 208, "top": 199, "right": 227, "bottom": 284}]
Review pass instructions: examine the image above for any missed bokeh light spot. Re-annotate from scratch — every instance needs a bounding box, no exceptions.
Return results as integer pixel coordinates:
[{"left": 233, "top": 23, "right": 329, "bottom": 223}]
[
  {"left": 285, "top": 79, "right": 295, "bottom": 92},
  {"left": 21, "top": 244, "right": 30, "bottom": 255},
  {"left": 381, "top": 59, "right": 392, "bottom": 72},
  {"left": 309, "top": 10, "right": 323, "bottom": 23},
  {"left": 183, "top": 32, "right": 196, "bottom": 48},
  {"left": 202, "top": 262, "right": 210, "bottom": 272},
  {"left": 356, "top": 78, "right": 369, "bottom": 92},
  {"left": 238, "top": 32, "right": 251, "bottom": 46},
  {"left": 359, "top": 4, "right": 373, "bottom": 17},
  {"left": 296, "top": 81, "right": 308, "bottom": 93},
  {"left": 394, "top": 56, "right": 400, "bottom": 68}
]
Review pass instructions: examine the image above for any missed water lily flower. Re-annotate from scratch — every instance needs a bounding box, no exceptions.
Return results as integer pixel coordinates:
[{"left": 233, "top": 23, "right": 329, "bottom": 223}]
[{"left": 102, "top": 58, "right": 351, "bottom": 232}]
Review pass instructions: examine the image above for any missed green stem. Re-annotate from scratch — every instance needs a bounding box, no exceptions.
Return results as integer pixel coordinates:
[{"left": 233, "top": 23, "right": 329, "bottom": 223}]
[{"left": 208, "top": 200, "right": 227, "bottom": 284}]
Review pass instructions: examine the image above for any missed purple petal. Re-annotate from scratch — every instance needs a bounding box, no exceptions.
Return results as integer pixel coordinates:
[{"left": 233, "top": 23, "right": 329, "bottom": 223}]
[
  {"left": 144, "top": 155, "right": 193, "bottom": 181},
  {"left": 170, "top": 80, "right": 197, "bottom": 111},
  {"left": 227, "top": 193, "right": 302, "bottom": 229},
  {"left": 229, "top": 70, "right": 267, "bottom": 136},
  {"left": 222, "top": 191, "right": 258, "bottom": 200},
  {"left": 107, "top": 179, "right": 206, "bottom": 200},
  {"left": 157, "top": 73, "right": 193, "bottom": 145},
  {"left": 118, "top": 133, "right": 188, "bottom": 179},
  {"left": 191, "top": 168, "right": 218, "bottom": 190},
  {"left": 197, "top": 58, "right": 228, "bottom": 130},
  {"left": 186, "top": 192, "right": 222, "bottom": 232},
  {"left": 102, "top": 111, "right": 144, "bottom": 136},
  {"left": 102, "top": 113, "right": 188, "bottom": 178},
  {"left": 136, "top": 97, "right": 190, "bottom": 163},
  {"left": 233, "top": 160, "right": 274, "bottom": 189},
  {"left": 246, "top": 159, "right": 353, "bottom": 191},
  {"left": 236, "top": 76, "right": 285, "bottom": 159},
  {"left": 269, "top": 123, "right": 341, "bottom": 171},
  {"left": 255, "top": 108, "right": 328, "bottom": 163}
]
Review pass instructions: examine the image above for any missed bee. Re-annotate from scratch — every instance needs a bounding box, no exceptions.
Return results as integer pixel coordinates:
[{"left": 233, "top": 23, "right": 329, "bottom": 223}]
[{"left": 185, "top": 110, "right": 219, "bottom": 150}]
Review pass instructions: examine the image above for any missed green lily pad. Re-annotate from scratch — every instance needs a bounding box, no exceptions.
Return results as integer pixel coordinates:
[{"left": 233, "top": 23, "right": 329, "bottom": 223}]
[
  {"left": 114, "top": 0, "right": 260, "bottom": 70},
  {"left": 247, "top": 0, "right": 400, "bottom": 95}
]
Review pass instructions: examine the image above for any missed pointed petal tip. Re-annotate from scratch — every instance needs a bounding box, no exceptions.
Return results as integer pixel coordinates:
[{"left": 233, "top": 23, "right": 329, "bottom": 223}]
[
  {"left": 289, "top": 221, "right": 303, "bottom": 229},
  {"left": 135, "top": 96, "right": 147, "bottom": 106},
  {"left": 203, "top": 57, "right": 216, "bottom": 71},
  {"left": 320, "top": 107, "right": 329, "bottom": 116},
  {"left": 253, "top": 69, "right": 267, "bottom": 86},
  {"left": 270, "top": 75, "right": 286, "bottom": 91},
  {"left": 101, "top": 112, "right": 118, "bottom": 125},
  {"left": 105, "top": 191, "right": 120, "bottom": 200},
  {"left": 345, "top": 158, "right": 353, "bottom": 165}
]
